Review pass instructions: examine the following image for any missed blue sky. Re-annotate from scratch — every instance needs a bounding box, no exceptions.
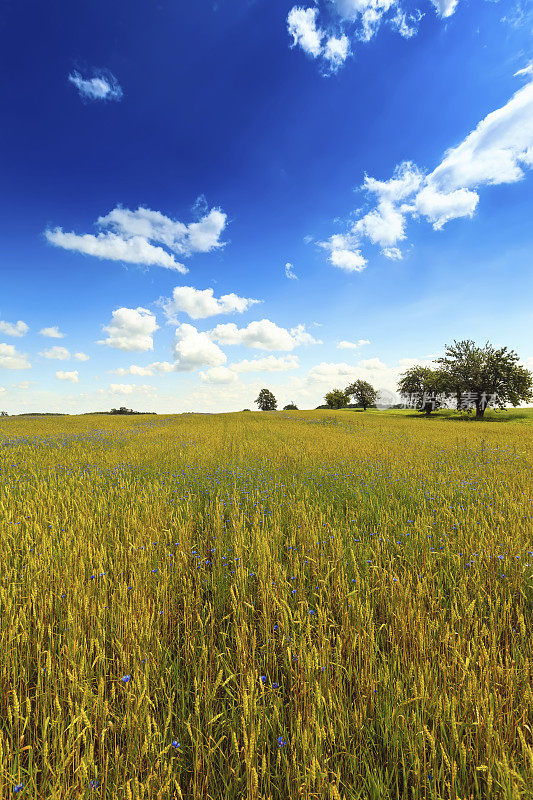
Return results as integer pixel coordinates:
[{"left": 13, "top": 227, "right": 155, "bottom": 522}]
[{"left": 0, "top": 0, "right": 532, "bottom": 413}]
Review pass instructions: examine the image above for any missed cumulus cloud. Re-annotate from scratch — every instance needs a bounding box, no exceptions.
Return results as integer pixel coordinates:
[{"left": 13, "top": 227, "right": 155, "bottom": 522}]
[
  {"left": 337, "top": 339, "right": 370, "bottom": 349},
  {"left": 288, "top": 0, "right": 456, "bottom": 72},
  {"left": 55, "top": 370, "right": 79, "bottom": 382},
  {"left": 232, "top": 355, "right": 300, "bottom": 372},
  {"left": 0, "top": 343, "right": 31, "bottom": 370},
  {"left": 45, "top": 229, "right": 187, "bottom": 272},
  {"left": 161, "top": 286, "right": 261, "bottom": 321},
  {"left": 111, "top": 361, "right": 176, "bottom": 376},
  {"left": 287, "top": 6, "right": 350, "bottom": 72},
  {"left": 40, "top": 346, "right": 71, "bottom": 360},
  {"left": 321, "top": 73, "right": 533, "bottom": 266},
  {"left": 98, "top": 308, "right": 158, "bottom": 352},
  {"left": 109, "top": 383, "right": 157, "bottom": 395},
  {"left": 74, "top": 352, "right": 89, "bottom": 361},
  {"left": 45, "top": 204, "right": 227, "bottom": 272},
  {"left": 0, "top": 319, "right": 29, "bottom": 337},
  {"left": 39, "top": 326, "right": 65, "bottom": 338},
  {"left": 199, "top": 366, "right": 239, "bottom": 385},
  {"left": 68, "top": 69, "right": 123, "bottom": 101},
  {"left": 285, "top": 262, "right": 298, "bottom": 280},
  {"left": 208, "top": 319, "right": 321, "bottom": 351},
  {"left": 174, "top": 324, "right": 227, "bottom": 371}
]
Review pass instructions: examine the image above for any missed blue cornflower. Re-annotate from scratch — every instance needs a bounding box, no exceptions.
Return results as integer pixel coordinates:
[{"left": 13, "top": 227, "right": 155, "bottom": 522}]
[
  {"left": 261, "top": 675, "right": 267, "bottom": 684},
  {"left": 13, "top": 785, "right": 24, "bottom": 794},
  {"left": 277, "top": 736, "right": 287, "bottom": 748},
  {"left": 272, "top": 682, "right": 279, "bottom": 688},
  {"left": 172, "top": 740, "right": 181, "bottom": 749},
  {"left": 121, "top": 674, "right": 131, "bottom": 683},
  {"left": 90, "top": 779, "right": 101, "bottom": 790}
]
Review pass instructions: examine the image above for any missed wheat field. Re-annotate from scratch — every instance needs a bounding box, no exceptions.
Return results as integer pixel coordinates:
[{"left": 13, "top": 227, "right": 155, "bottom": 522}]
[{"left": 0, "top": 410, "right": 532, "bottom": 799}]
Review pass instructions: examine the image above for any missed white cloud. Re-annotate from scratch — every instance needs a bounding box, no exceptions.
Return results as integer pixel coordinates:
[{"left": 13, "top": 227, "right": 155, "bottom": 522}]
[
  {"left": 0, "top": 319, "right": 29, "bottom": 337},
  {"left": 429, "top": 0, "right": 458, "bottom": 18},
  {"left": 232, "top": 355, "right": 300, "bottom": 372},
  {"left": 174, "top": 323, "right": 227, "bottom": 371},
  {"left": 40, "top": 346, "right": 71, "bottom": 360},
  {"left": 288, "top": 1, "right": 460, "bottom": 73},
  {"left": 161, "top": 286, "right": 260, "bottom": 321},
  {"left": 98, "top": 308, "right": 158, "bottom": 352},
  {"left": 11, "top": 381, "right": 33, "bottom": 390},
  {"left": 112, "top": 364, "right": 155, "bottom": 377},
  {"left": 0, "top": 343, "right": 31, "bottom": 370},
  {"left": 98, "top": 206, "right": 226, "bottom": 257},
  {"left": 515, "top": 62, "right": 533, "bottom": 78},
  {"left": 109, "top": 383, "right": 157, "bottom": 395},
  {"left": 285, "top": 262, "right": 298, "bottom": 280},
  {"left": 323, "top": 73, "right": 533, "bottom": 266},
  {"left": 111, "top": 361, "right": 176, "bottom": 376},
  {"left": 287, "top": 7, "right": 324, "bottom": 57},
  {"left": 45, "top": 229, "right": 187, "bottom": 272},
  {"left": 208, "top": 319, "right": 321, "bottom": 351},
  {"left": 199, "top": 366, "right": 239, "bottom": 385},
  {"left": 308, "top": 361, "right": 358, "bottom": 383},
  {"left": 45, "top": 204, "right": 227, "bottom": 272},
  {"left": 55, "top": 370, "right": 79, "bottom": 382},
  {"left": 68, "top": 69, "right": 123, "bottom": 101},
  {"left": 287, "top": 6, "right": 350, "bottom": 72},
  {"left": 337, "top": 339, "right": 370, "bottom": 349},
  {"left": 324, "top": 34, "right": 350, "bottom": 67},
  {"left": 74, "top": 352, "right": 90, "bottom": 361},
  {"left": 39, "top": 326, "right": 65, "bottom": 338}
]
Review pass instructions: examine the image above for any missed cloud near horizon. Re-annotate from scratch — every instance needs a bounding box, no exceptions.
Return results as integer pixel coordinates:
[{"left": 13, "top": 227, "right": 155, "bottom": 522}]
[{"left": 208, "top": 319, "right": 322, "bottom": 351}]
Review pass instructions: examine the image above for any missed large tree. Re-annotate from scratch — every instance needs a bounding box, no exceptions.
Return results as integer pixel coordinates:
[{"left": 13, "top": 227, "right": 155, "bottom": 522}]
[
  {"left": 436, "top": 340, "right": 533, "bottom": 419},
  {"left": 397, "top": 366, "right": 450, "bottom": 415},
  {"left": 255, "top": 388, "right": 277, "bottom": 411},
  {"left": 325, "top": 389, "right": 349, "bottom": 409},
  {"left": 345, "top": 379, "right": 378, "bottom": 410}
]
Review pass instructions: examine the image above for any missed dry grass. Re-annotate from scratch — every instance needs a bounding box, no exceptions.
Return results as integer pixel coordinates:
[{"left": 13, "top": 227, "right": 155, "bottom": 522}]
[{"left": 0, "top": 409, "right": 532, "bottom": 799}]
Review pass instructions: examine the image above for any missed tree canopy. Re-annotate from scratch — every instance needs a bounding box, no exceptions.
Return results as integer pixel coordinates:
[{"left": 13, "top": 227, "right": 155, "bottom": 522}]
[
  {"left": 325, "top": 389, "right": 349, "bottom": 409},
  {"left": 436, "top": 340, "right": 533, "bottom": 418},
  {"left": 397, "top": 366, "right": 450, "bottom": 415},
  {"left": 345, "top": 379, "right": 378, "bottom": 410},
  {"left": 255, "top": 389, "right": 277, "bottom": 411}
]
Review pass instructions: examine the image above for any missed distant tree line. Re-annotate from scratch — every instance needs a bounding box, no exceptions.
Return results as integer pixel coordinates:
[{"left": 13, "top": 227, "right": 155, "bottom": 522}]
[
  {"left": 320, "top": 341, "right": 532, "bottom": 419},
  {"left": 254, "top": 341, "right": 532, "bottom": 420}
]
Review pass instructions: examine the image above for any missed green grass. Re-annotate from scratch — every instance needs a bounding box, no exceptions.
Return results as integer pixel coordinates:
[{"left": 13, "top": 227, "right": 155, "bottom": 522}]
[{"left": 0, "top": 410, "right": 532, "bottom": 799}]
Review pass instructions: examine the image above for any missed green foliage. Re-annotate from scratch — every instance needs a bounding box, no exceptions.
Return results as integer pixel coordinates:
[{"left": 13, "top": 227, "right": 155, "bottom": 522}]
[
  {"left": 345, "top": 379, "right": 378, "bottom": 410},
  {"left": 325, "top": 388, "right": 349, "bottom": 409},
  {"left": 283, "top": 402, "right": 298, "bottom": 410},
  {"left": 436, "top": 340, "right": 533, "bottom": 418},
  {"left": 397, "top": 366, "right": 450, "bottom": 415},
  {"left": 255, "top": 388, "right": 277, "bottom": 411}
]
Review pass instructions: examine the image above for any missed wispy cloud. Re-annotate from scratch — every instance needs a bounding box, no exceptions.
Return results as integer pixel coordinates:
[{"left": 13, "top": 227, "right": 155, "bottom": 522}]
[
  {"left": 321, "top": 71, "right": 533, "bottom": 269},
  {"left": 285, "top": 262, "right": 298, "bottom": 280},
  {"left": 45, "top": 204, "right": 227, "bottom": 272},
  {"left": 68, "top": 69, "right": 123, "bottom": 102}
]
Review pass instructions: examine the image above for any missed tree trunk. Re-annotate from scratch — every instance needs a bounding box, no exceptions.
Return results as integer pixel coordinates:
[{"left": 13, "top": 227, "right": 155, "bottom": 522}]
[{"left": 476, "top": 402, "right": 485, "bottom": 419}]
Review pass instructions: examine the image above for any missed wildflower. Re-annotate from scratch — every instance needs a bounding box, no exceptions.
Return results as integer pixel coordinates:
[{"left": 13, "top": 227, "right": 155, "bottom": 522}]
[
  {"left": 13, "top": 785, "right": 24, "bottom": 794},
  {"left": 261, "top": 675, "right": 267, "bottom": 684},
  {"left": 172, "top": 740, "right": 181, "bottom": 749},
  {"left": 121, "top": 674, "right": 131, "bottom": 683},
  {"left": 90, "top": 779, "right": 101, "bottom": 790},
  {"left": 272, "top": 682, "right": 279, "bottom": 688},
  {"left": 277, "top": 736, "right": 287, "bottom": 748}
]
